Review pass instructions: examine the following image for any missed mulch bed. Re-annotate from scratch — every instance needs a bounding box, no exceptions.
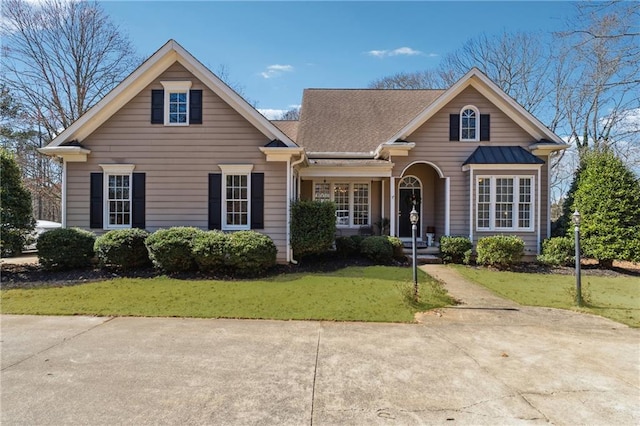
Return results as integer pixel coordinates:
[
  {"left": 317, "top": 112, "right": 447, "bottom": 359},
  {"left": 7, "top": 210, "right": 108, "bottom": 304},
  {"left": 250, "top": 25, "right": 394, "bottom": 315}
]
[{"left": 1, "top": 254, "right": 637, "bottom": 290}]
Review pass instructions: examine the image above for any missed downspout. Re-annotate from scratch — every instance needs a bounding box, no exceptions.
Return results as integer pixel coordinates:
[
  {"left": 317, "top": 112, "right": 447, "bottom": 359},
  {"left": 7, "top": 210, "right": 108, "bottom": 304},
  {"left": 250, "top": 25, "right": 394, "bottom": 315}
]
[
  {"left": 61, "top": 158, "right": 67, "bottom": 228},
  {"left": 288, "top": 154, "right": 306, "bottom": 264},
  {"left": 469, "top": 169, "right": 474, "bottom": 243},
  {"left": 537, "top": 167, "right": 541, "bottom": 255}
]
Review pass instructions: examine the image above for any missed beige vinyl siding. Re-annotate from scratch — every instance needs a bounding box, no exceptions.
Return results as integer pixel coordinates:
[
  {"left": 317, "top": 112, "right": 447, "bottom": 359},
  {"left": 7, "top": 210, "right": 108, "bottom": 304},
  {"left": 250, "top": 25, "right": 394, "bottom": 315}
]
[
  {"left": 392, "top": 86, "right": 545, "bottom": 253},
  {"left": 66, "top": 62, "right": 289, "bottom": 262}
]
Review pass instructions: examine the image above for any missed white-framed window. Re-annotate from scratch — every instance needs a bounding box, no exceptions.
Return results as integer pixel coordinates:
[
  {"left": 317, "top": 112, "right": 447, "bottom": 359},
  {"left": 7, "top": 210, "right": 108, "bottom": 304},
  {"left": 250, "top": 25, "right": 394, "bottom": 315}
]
[
  {"left": 220, "top": 164, "right": 253, "bottom": 230},
  {"left": 161, "top": 81, "right": 192, "bottom": 126},
  {"left": 313, "top": 181, "right": 370, "bottom": 227},
  {"left": 476, "top": 176, "right": 534, "bottom": 231},
  {"left": 100, "top": 164, "right": 135, "bottom": 229},
  {"left": 460, "top": 105, "right": 479, "bottom": 141}
]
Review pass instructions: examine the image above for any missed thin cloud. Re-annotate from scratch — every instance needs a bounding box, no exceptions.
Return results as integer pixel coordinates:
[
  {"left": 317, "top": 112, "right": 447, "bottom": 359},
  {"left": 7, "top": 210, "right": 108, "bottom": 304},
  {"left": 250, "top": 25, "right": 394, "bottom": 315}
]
[
  {"left": 258, "top": 108, "right": 288, "bottom": 119},
  {"left": 260, "top": 64, "right": 294, "bottom": 79},
  {"left": 366, "top": 47, "right": 438, "bottom": 58}
]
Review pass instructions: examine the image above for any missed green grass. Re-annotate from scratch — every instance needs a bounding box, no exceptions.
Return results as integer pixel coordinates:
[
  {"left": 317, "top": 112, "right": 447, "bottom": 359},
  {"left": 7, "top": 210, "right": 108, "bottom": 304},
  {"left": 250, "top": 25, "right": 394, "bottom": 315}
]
[
  {"left": 453, "top": 265, "right": 640, "bottom": 327},
  {"left": 0, "top": 266, "right": 454, "bottom": 322}
]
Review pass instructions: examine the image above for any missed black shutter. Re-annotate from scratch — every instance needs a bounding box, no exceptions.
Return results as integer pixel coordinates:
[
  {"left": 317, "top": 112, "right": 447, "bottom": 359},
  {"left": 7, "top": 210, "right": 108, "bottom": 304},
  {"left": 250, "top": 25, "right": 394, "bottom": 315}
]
[
  {"left": 189, "top": 90, "right": 203, "bottom": 124},
  {"left": 132, "top": 173, "right": 146, "bottom": 229},
  {"left": 251, "top": 173, "right": 264, "bottom": 230},
  {"left": 449, "top": 114, "right": 460, "bottom": 141},
  {"left": 151, "top": 90, "right": 164, "bottom": 124},
  {"left": 90, "top": 173, "right": 103, "bottom": 229},
  {"left": 480, "top": 114, "right": 490, "bottom": 141},
  {"left": 208, "top": 174, "right": 222, "bottom": 230}
]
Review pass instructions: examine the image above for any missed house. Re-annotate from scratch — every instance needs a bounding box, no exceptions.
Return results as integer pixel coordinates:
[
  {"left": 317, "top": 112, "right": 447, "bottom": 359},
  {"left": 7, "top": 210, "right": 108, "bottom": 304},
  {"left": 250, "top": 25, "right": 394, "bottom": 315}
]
[{"left": 40, "top": 40, "right": 567, "bottom": 263}]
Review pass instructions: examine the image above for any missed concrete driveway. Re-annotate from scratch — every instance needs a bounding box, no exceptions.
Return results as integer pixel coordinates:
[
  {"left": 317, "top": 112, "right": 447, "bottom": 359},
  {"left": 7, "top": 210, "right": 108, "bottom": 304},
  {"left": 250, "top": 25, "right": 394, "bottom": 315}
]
[{"left": 2, "top": 309, "right": 638, "bottom": 425}]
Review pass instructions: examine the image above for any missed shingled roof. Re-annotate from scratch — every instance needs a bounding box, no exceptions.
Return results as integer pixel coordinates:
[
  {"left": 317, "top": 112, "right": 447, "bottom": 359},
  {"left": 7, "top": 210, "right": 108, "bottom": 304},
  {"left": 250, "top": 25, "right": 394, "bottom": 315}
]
[{"left": 293, "top": 89, "right": 444, "bottom": 154}]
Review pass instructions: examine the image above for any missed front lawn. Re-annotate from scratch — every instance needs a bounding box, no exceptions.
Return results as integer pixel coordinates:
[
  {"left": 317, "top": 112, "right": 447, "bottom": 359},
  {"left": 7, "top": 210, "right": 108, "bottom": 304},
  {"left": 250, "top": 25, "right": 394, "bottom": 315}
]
[
  {"left": 0, "top": 266, "right": 454, "bottom": 322},
  {"left": 453, "top": 265, "right": 640, "bottom": 327}
]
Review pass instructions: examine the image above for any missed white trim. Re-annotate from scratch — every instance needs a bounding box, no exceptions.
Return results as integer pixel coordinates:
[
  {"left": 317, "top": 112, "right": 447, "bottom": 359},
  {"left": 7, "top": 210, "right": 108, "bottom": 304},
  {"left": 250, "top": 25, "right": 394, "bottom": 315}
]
[
  {"left": 161, "top": 81, "right": 192, "bottom": 126},
  {"left": 62, "top": 159, "right": 67, "bottom": 228},
  {"left": 218, "top": 164, "right": 254, "bottom": 174},
  {"left": 384, "top": 68, "right": 565, "bottom": 145},
  {"left": 38, "top": 146, "right": 90, "bottom": 162},
  {"left": 460, "top": 105, "right": 480, "bottom": 142},
  {"left": 102, "top": 168, "right": 135, "bottom": 230},
  {"left": 546, "top": 161, "right": 551, "bottom": 239},
  {"left": 445, "top": 177, "right": 450, "bottom": 236},
  {"left": 286, "top": 158, "right": 291, "bottom": 263},
  {"left": 398, "top": 176, "right": 423, "bottom": 240},
  {"left": 312, "top": 180, "right": 372, "bottom": 228},
  {"left": 400, "top": 160, "right": 445, "bottom": 178},
  {"left": 537, "top": 168, "right": 542, "bottom": 254},
  {"left": 463, "top": 163, "right": 544, "bottom": 172},
  {"left": 299, "top": 165, "right": 393, "bottom": 178},
  {"left": 390, "top": 176, "right": 396, "bottom": 237},
  {"left": 469, "top": 169, "right": 474, "bottom": 243},
  {"left": 43, "top": 40, "right": 297, "bottom": 148},
  {"left": 381, "top": 179, "right": 385, "bottom": 220},
  {"left": 259, "top": 147, "right": 304, "bottom": 162},
  {"left": 475, "top": 175, "right": 535, "bottom": 232},
  {"left": 100, "top": 164, "right": 136, "bottom": 174}
]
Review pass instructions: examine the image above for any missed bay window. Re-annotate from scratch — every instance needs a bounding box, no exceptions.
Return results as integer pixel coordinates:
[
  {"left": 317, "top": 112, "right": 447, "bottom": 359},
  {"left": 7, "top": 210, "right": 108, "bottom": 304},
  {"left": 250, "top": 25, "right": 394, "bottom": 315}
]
[{"left": 476, "top": 176, "right": 533, "bottom": 231}]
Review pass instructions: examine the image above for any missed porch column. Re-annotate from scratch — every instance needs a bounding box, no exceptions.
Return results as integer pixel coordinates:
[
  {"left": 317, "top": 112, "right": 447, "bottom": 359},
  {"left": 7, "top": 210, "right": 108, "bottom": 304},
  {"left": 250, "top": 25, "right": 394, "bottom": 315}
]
[
  {"left": 381, "top": 179, "right": 385, "bottom": 220},
  {"left": 390, "top": 176, "right": 396, "bottom": 237},
  {"left": 445, "top": 177, "right": 450, "bottom": 235}
]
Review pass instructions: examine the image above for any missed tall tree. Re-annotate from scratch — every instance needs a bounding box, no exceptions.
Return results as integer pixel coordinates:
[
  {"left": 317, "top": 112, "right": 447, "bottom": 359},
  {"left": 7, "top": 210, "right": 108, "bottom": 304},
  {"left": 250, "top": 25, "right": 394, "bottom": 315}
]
[
  {"left": 1, "top": 148, "right": 35, "bottom": 257},
  {"left": 368, "top": 70, "right": 446, "bottom": 90},
  {"left": 1, "top": 0, "right": 139, "bottom": 221},
  {"left": 1, "top": 0, "right": 139, "bottom": 139}
]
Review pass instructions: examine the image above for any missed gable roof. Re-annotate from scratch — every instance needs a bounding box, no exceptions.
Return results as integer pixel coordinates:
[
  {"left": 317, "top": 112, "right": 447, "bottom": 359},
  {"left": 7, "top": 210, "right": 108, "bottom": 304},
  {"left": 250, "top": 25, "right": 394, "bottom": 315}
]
[
  {"left": 43, "top": 40, "right": 297, "bottom": 150},
  {"left": 272, "top": 120, "right": 299, "bottom": 142},
  {"left": 463, "top": 146, "right": 545, "bottom": 166},
  {"left": 386, "top": 68, "right": 565, "bottom": 146},
  {"left": 294, "top": 89, "right": 444, "bottom": 154}
]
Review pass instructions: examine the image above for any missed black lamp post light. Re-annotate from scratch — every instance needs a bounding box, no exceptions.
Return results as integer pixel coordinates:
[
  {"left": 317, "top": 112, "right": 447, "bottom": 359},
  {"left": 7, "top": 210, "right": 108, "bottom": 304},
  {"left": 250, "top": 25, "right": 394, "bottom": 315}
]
[
  {"left": 410, "top": 203, "right": 419, "bottom": 301},
  {"left": 572, "top": 210, "right": 583, "bottom": 307}
]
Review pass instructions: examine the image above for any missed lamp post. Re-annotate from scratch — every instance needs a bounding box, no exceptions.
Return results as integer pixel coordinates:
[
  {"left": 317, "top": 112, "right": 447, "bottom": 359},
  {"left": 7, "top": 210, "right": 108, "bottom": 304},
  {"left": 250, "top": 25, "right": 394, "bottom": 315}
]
[
  {"left": 572, "top": 210, "right": 582, "bottom": 307},
  {"left": 410, "top": 204, "right": 419, "bottom": 301}
]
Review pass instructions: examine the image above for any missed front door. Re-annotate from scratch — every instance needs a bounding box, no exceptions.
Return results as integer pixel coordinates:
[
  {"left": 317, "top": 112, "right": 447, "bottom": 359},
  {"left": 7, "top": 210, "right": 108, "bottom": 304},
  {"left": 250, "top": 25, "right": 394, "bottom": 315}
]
[{"left": 398, "top": 188, "right": 421, "bottom": 238}]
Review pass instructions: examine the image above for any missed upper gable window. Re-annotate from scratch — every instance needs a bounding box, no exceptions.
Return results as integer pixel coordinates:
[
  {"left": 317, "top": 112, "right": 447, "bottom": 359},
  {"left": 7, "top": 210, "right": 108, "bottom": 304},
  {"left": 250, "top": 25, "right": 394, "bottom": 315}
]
[
  {"left": 460, "top": 106, "right": 479, "bottom": 141},
  {"left": 161, "top": 81, "right": 192, "bottom": 126}
]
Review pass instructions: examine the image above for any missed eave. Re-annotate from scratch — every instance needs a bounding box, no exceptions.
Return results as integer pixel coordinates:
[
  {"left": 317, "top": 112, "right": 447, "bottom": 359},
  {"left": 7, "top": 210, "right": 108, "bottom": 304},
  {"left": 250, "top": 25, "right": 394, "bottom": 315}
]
[
  {"left": 259, "top": 147, "right": 305, "bottom": 162},
  {"left": 38, "top": 146, "right": 90, "bottom": 162},
  {"left": 529, "top": 142, "right": 570, "bottom": 155}
]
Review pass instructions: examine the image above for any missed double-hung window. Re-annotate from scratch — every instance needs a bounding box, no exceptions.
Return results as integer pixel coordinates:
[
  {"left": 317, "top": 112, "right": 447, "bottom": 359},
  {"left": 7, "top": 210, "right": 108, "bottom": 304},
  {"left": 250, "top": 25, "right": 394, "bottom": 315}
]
[
  {"left": 313, "top": 181, "right": 370, "bottom": 227},
  {"left": 220, "top": 164, "right": 253, "bottom": 230},
  {"left": 100, "top": 164, "right": 135, "bottom": 229},
  {"left": 476, "top": 176, "right": 533, "bottom": 231},
  {"left": 161, "top": 81, "right": 192, "bottom": 126}
]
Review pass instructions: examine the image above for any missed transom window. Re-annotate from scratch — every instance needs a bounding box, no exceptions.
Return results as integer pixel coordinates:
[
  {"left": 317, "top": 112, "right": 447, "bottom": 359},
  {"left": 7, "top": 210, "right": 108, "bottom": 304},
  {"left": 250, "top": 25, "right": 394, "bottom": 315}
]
[
  {"left": 460, "top": 106, "right": 479, "bottom": 141},
  {"left": 220, "top": 164, "right": 253, "bottom": 230},
  {"left": 161, "top": 81, "right": 192, "bottom": 126},
  {"left": 313, "top": 181, "right": 370, "bottom": 227},
  {"left": 476, "top": 176, "right": 534, "bottom": 231}
]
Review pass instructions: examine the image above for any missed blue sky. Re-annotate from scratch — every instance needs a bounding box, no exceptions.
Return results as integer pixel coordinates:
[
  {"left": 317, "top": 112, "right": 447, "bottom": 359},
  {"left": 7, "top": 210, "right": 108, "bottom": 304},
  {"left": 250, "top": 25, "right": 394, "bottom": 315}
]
[{"left": 100, "top": 1, "right": 576, "bottom": 118}]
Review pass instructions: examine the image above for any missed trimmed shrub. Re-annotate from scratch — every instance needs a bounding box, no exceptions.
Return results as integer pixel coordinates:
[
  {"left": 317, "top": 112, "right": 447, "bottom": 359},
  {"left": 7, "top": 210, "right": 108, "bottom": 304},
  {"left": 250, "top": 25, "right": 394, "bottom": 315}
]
[
  {"left": 94, "top": 228, "right": 151, "bottom": 270},
  {"left": 360, "top": 236, "right": 393, "bottom": 264},
  {"left": 37, "top": 228, "right": 96, "bottom": 270},
  {"left": 192, "top": 230, "right": 230, "bottom": 272},
  {"left": 476, "top": 235, "right": 524, "bottom": 269},
  {"left": 387, "top": 236, "right": 404, "bottom": 259},
  {"left": 335, "top": 236, "right": 358, "bottom": 258},
  {"left": 225, "top": 230, "right": 277, "bottom": 275},
  {"left": 291, "top": 200, "right": 336, "bottom": 257},
  {"left": 145, "top": 227, "right": 203, "bottom": 272},
  {"left": 537, "top": 237, "right": 574, "bottom": 266},
  {"left": 440, "top": 236, "right": 473, "bottom": 264}
]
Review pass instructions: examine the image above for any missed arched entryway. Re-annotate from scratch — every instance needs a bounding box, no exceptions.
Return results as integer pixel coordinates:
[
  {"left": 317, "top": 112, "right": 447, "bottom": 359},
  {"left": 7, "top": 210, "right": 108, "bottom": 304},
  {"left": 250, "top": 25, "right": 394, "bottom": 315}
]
[{"left": 398, "top": 176, "right": 422, "bottom": 238}]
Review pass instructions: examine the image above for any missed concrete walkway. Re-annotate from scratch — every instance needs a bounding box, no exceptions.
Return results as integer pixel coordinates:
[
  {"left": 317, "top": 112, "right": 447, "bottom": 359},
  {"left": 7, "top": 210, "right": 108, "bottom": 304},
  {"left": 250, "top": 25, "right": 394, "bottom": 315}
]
[{"left": 1, "top": 266, "right": 639, "bottom": 425}]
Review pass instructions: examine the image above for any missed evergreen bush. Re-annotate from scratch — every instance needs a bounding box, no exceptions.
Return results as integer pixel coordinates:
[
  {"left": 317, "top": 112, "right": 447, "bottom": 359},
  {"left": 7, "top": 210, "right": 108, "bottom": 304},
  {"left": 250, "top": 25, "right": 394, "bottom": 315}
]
[
  {"left": 360, "top": 236, "right": 393, "bottom": 264},
  {"left": 225, "top": 230, "right": 277, "bottom": 275},
  {"left": 1, "top": 149, "right": 35, "bottom": 257},
  {"left": 37, "top": 228, "right": 96, "bottom": 270},
  {"left": 440, "top": 236, "right": 473, "bottom": 264},
  {"left": 476, "top": 235, "right": 524, "bottom": 269},
  {"left": 537, "top": 237, "right": 574, "bottom": 266},
  {"left": 192, "top": 230, "right": 230, "bottom": 272},
  {"left": 94, "top": 228, "right": 151, "bottom": 270},
  {"left": 290, "top": 200, "right": 336, "bottom": 257},
  {"left": 145, "top": 227, "right": 203, "bottom": 272}
]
